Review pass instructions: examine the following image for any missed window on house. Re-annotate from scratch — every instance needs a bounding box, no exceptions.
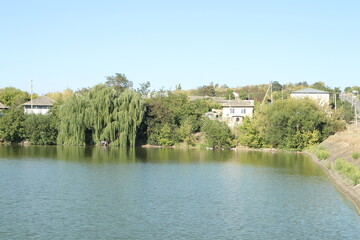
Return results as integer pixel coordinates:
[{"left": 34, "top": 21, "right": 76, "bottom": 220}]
[
  {"left": 230, "top": 108, "right": 235, "bottom": 114},
  {"left": 241, "top": 108, "right": 246, "bottom": 114}
]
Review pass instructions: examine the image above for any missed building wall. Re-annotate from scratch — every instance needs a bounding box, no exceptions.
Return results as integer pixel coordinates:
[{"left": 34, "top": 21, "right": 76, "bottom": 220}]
[
  {"left": 290, "top": 93, "right": 330, "bottom": 106},
  {"left": 24, "top": 106, "right": 51, "bottom": 114},
  {"left": 222, "top": 107, "right": 254, "bottom": 118}
]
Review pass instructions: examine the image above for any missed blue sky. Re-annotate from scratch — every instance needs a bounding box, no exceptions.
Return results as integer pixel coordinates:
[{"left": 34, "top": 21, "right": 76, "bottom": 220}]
[{"left": 1, "top": 0, "right": 359, "bottom": 94}]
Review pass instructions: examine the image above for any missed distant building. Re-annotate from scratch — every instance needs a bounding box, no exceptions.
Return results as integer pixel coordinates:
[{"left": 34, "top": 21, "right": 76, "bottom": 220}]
[
  {"left": 0, "top": 102, "right": 8, "bottom": 111},
  {"left": 290, "top": 88, "right": 330, "bottom": 106},
  {"left": 220, "top": 100, "right": 255, "bottom": 126},
  {"left": 190, "top": 95, "right": 255, "bottom": 126},
  {"left": 22, "top": 96, "right": 55, "bottom": 114}
]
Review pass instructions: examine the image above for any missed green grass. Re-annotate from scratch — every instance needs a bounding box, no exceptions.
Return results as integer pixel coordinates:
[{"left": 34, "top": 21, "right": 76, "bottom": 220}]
[
  {"left": 335, "top": 158, "right": 360, "bottom": 186},
  {"left": 352, "top": 152, "right": 360, "bottom": 160},
  {"left": 308, "top": 145, "right": 330, "bottom": 160}
]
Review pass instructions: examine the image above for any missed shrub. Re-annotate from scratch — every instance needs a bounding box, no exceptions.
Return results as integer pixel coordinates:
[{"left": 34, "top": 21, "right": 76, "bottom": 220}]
[
  {"left": 201, "top": 119, "right": 234, "bottom": 149},
  {"left": 335, "top": 158, "right": 360, "bottom": 185},
  {"left": 352, "top": 152, "right": 360, "bottom": 160},
  {"left": 316, "top": 150, "right": 330, "bottom": 160}
]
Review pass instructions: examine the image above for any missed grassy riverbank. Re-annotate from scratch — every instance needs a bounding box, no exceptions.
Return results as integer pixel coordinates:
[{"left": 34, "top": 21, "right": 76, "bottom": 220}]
[{"left": 305, "top": 124, "right": 360, "bottom": 214}]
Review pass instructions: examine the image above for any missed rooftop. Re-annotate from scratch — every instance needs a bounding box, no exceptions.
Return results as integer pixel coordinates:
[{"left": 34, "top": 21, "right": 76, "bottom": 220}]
[
  {"left": 0, "top": 102, "right": 8, "bottom": 109},
  {"left": 22, "top": 96, "right": 56, "bottom": 106},
  {"left": 291, "top": 88, "right": 329, "bottom": 94},
  {"left": 220, "top": 100, "right": 255, "bottom": 107}
]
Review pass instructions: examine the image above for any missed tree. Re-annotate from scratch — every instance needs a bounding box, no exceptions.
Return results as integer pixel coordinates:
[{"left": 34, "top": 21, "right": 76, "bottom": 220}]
[
  {"left": 24, "top": 114, "right": 58, "bottom": 145},
  {"left": 237, "top": 117, "right": 264, "bottom": 148},
  {"left": 0, "top": 87, "right": 31, "bottom": 106},
  {"left": 57, "top": 84, "right": 145, "bottom": 146},
  {"left": 201, "top": 119, "right": 234, "bottom": 149},
  {"left": 144, "top": 91, "right": 219, "bottom": 146},
  {"left": 311, "top": 81, "right": 329, "bottom": 91},
  {"left": 137, "top": 81, "right": 151, "bottom": 97},
  {"left": 105, "top": 73, "right": 133, "bottom": 92},
  {"left": 271, "top": 81, "right": 282, "bottom": 92},
  {"left": 196, "top": 85, "right": 216, "bottom": 96},
  {"left": 46, "top": 88, "right": 74, "bottom": 101},
  {"left": 0, "top": 107, "right": 25, "bottom": 142},
  {"left": 223, "top": 90, "right": 235, "bottom": 100},
  {"left": 255, "top": 98, "right": 336, "bottom": 150},
  {"left": 236, "top": 98, "right": 344, "bottom": 150}
]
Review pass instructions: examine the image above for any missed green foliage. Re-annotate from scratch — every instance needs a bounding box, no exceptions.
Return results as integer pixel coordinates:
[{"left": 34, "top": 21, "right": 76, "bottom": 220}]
[
  {"left": 307, "top": 145, "right": 329, "bottom": 160},
  {"left": 0, "top": 107, "right": 25, "bottom": 142},
  {"left": 158, "top": 124, "right": 175, "bottom": 146},
  {"left": 145, "top": 91, "right": 218, "bottom": 146},
  {"left": 310, "top": 81, "right": 331, "bottom": 92},
  {"left": 335, "top": 158, "right": 360, "bottom": 185},
  {"left": 336, "top": 99, "right": 354, "bottom": 123},
  {"left": 0, "top": 87, "right": 31, "bottom": 106},
  {"left": 271, "top": 81, "right": 283, "bottom": 92},
  {"left": 105, "top": 73, "right": 133, "bottom": 92},
  {"left": 46, "top": 89, "right": 74, "bottom": 102},
  {"left": 352, "top": 152, "right": 360, "bottom": 160},
  {"left": 236, "top": 117, "right": 264, "bottom": 148},
  {"left": 201, "top": 119, "right": 234, "bottom": 149},
  {"left": 316, "top": 150, "right": 330, "bottom": 160},
  {"left": 223, "top": 90, "right": 235, "bottom": 100},
  {"left": 259, "top": 99, "right": 332, "bottom": 150},
  {"left": 136, "top": 81, "right": 151, "bottom": 97},
  {"left": 24, "top": 114, "right": 58, "bottom": 145},
  {"left": 344, "top": 86, "right": 360, "bottom": 93},
  {"left": 196, "top": 85, "right": 216, "bottom": 96},
  {"left": 238, "top": 99, "right": 336, "bottom": 150},
  {"left": 57, "top": 85, "right": 145, "bottom": 146}
]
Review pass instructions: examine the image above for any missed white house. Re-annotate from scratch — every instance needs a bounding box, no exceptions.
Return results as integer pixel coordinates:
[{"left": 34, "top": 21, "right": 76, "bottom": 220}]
[
  {"left": 22, "top": 96, "right": 55, "bottom": 114},
  {"left": 290, "top": 88, "right": 330, "bottom": 106},
  {"left": 220, "top": 100, "right": 255, "bottom": 126}
]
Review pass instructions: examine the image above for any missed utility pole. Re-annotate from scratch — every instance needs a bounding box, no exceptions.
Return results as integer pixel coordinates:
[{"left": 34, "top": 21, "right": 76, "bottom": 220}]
[
  {"left": 30, "top": 80, "right": 33, "bottom": 113},
  {"left": 354, "top": 91, "right": 358, "bottom": 126},
  {"left": 355, "top": 106, "right": 358, "bottom": 126},
  {"left": 334, "top": 93, "right": 337, "bottom": 110}
]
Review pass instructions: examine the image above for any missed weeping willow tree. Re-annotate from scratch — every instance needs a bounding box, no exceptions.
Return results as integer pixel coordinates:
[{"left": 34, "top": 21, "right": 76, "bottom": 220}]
[{"left": 57, "top": 84, "right": 145, "bottom": 146}]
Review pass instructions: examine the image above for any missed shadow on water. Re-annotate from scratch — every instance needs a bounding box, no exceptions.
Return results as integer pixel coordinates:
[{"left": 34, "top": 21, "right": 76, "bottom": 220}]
[{"left": 0, "top": 145, "right": 322, "bottom": 176}]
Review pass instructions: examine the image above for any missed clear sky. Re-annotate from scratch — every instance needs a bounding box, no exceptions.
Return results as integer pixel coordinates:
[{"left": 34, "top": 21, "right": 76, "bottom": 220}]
[{"left": 1, "top": 0, "right": 359, "bottom": 94}]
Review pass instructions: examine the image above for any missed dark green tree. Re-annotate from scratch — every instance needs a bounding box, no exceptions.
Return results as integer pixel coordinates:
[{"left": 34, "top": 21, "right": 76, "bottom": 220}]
[
  {"left": 201, "top": 119, "right": 234, "bottom": 149},
  {"left": 137, "top": 81, "right": 151, "bottom": 97},
  {"left": 271, "top": 81, "right": 282, "bottom": 92},
  {"left": 24, "top": 114, "right": 58, "bottom": 145},
  {"left": 105, "top": 73, "right": 133, "bottom": 92},
  {"left": 196, "top": 85, "right": 216, "bottom": 96},
  {"left": 0, "top": 107, "right": 25, "bottom": 142}
]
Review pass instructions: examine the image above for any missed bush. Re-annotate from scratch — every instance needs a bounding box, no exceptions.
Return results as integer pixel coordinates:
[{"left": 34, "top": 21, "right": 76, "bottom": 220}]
[
  {"left": 24, "top": 114, "right": 58, "bottom": 145},
  {"left": 335, "top": 158, "right": 360, "bottom": 185},
  {"left": 201, "top": 119, "right": 234, "bottom": 149},
  {"left": 0, "top": 107, "right": 25, "bottom": 143},
  {"left": 352, "top": 152, "right": 360, "bottom": 160},
  {"left": 316, "top": 150, "right": 330, "bottom": 160}
]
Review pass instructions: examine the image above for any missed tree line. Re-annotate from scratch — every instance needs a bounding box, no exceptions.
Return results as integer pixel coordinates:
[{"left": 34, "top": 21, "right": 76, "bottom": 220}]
[{"left": 0, "top": 74, "right": 356, "bottom": 150}]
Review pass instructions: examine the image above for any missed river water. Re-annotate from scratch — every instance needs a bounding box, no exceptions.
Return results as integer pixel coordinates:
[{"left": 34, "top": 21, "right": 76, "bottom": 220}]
[{"left": 0, "top": 146, "right": 359, "bottom": 239}]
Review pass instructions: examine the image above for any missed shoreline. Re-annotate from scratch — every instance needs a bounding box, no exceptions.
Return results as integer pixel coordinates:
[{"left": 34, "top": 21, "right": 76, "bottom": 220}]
[{"left": 304, "top": 151, "right": 360, "bottom": 215}]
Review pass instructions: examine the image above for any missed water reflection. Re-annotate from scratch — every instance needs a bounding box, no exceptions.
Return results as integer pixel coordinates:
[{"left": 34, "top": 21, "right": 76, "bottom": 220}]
[{"left": 0, "top": 145, "right": 322, "bottom": 176}]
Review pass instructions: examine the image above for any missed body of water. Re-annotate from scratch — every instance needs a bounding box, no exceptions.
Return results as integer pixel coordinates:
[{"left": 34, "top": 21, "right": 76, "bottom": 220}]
[{"left": 0, "top": 146, "right": 359, "bottom": 239}]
